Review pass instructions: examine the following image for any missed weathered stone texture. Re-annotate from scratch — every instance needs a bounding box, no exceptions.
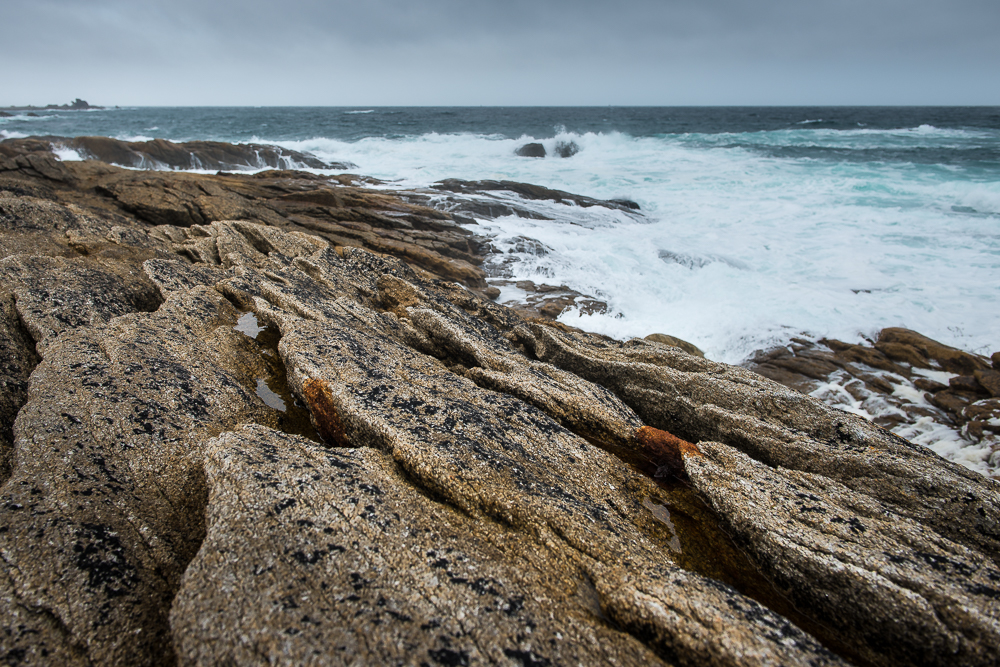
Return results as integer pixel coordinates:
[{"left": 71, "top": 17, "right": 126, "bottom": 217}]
[
  {"left": 2, "top": 157, "right": 999, "bottom": 667},
  {"left": 527, "top": 326, "right": 1000, "bottom": 561},
  {"left": 172, "top": 425, "right": 665, "bottom": 666},
  {"left": 0, "top": 287, "right": 289, "bottom": 665}
]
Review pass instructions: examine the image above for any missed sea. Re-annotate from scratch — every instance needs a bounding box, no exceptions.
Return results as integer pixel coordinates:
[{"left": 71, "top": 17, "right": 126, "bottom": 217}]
[{"left": 2, "top": 106, "right": 998, "bottom": 364}]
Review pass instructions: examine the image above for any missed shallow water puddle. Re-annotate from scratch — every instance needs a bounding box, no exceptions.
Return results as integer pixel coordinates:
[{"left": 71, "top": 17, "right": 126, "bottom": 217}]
[
  {"left": 255, "top": 379, "right": 287, "bottom": 411},
  {"left": 641, "top": 497, "right": 681, "bottom": 552},
  {"left": 234, "top": 311, "right": 266, "bottom": 338},
  {"left": 233, "top": 310, "right": 321, "bottom": 442}
]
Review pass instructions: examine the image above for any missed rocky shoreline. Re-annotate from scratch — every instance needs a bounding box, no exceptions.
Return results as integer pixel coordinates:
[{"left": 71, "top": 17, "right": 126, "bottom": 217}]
[
  {"left": 2, "top": 137, "right": 999, "bottom": 666},
  {"left": 746, "top": 332, "right": 1000, "bottom": 477}
]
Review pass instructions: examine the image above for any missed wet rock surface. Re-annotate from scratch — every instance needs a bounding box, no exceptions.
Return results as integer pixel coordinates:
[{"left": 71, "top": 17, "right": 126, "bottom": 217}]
[
  {"left": 1, "top": 135, "right": 353, "bottom": 171},
  {"left": 1, "top": 149, "right": 999, "bottom": 666},
  {"left": 745, "top": 333, "right": 1000, "bottom": 477},
  {"left": 0, "top": 154, "right": 488, "bottom": 290},
  {"left": 431, "top": 178, "right": 642, "bottom": 213},
  {"left": 515, "top": 142, "right": 547, "bottom": 157}
]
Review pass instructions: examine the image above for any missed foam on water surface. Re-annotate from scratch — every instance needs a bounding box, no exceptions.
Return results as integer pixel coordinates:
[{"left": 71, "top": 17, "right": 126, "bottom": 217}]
[
  {"left": 51, "top": 145, "right": 84, "bottom": 161},
  {"left": 280, "top": 128, "right": 1000, "bottom": 364}
]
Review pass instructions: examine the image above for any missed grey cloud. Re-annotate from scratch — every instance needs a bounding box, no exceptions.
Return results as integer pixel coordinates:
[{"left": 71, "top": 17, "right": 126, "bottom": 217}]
[{"left": 2, "top": 0, "right": 998, "bottom": 105}]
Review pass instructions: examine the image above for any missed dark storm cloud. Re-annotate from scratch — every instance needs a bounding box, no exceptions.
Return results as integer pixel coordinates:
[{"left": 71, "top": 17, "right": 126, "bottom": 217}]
[{"left": 3, "top": 0, "right": 998, "bottom": 105}]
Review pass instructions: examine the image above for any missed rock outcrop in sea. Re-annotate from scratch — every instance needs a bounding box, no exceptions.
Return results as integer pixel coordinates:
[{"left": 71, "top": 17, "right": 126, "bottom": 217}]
[
  {"left": 1, "top": 145, "right": 999, "bottom": 666},
  {"left": 1, "top": 135, "right": 354, "bottom": 172},
  {"left": 746, "top": 332, "right": 1000, "bottom": 475}
]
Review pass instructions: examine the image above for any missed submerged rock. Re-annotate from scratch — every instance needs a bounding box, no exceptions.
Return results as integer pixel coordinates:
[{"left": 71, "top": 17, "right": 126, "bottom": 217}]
[
  {"left": 554, "top": 140, "right": 579, "bottom": 157},
  {"left": 433, "top": 178, "right": 642, "bottom": 213},
  {"left": 513, "top": 141, "right": 578, "bottom": 158}
]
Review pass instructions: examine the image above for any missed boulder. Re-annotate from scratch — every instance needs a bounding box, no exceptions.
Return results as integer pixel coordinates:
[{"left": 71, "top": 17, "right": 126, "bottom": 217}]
[
  {"left": 952, "top": 374, "right": 990, "bottom": 395},
  {"left": 514, "top": 142, "right": 546, "bottom": 157},
  {"left": 974, "top": 369, "right": 1000, "bottom": 398}
]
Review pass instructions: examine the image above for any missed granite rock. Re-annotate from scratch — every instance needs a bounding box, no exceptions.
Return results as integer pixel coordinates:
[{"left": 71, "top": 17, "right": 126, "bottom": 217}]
[
  {"left": 2, "top": 153, "right": 999, "bottom": 666},
  {"left": 0, "top": 287, "right": 287, "bottom": 664}
]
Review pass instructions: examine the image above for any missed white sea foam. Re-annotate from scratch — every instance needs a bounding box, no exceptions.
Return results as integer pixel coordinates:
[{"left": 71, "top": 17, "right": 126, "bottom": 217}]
[
  {"left": 911, "top": 368, "right": 958, "bottom": 384},
  {"left": 894, "top": 418, "right": 996, "bottom": 476},
  {"left": 51, "top": 145, "right": 84, "bottom": 161},
  {"left": 1, "top": 114, "right": 52, "bottom": 122},
  {"left": 0, "top": 130, "right": 28, "bottom": 139},
  {"left": 264, "top": 129, "right": 1000, "bottom": 365},
  {"left": 114, "top": 134, "right": 156, "bottom": 142},
  {"left": 345, "top": 110, "right": 376, "bottom": 114}
]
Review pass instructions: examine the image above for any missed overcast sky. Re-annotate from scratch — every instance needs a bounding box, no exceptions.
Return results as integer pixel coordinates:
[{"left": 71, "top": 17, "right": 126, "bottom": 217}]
[{"left": 4, "top": 0, "right": 999, "bottom": 106}]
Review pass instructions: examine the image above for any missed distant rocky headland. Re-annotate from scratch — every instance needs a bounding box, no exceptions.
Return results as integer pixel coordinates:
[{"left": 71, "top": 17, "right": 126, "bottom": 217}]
[
  {"left": 1, "top": 135, "right": 999, "bottom": 666},
  {"left": 1, "top": 99, "right": 103, "bottom": 116}
]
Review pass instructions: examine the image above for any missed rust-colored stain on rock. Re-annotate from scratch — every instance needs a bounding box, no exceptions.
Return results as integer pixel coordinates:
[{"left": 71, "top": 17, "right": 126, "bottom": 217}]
[
  {"left": 302, "top": 378, "right": 351, "bottom": 447},
  {"left": 634, "top": 425, "right": 701, "bottom": 478}
]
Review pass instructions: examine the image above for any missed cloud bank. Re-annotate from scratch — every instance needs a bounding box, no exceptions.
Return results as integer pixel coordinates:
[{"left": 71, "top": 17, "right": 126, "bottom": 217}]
[{"left": 3, "top": 0, "right": 999, "bottom": 105}]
